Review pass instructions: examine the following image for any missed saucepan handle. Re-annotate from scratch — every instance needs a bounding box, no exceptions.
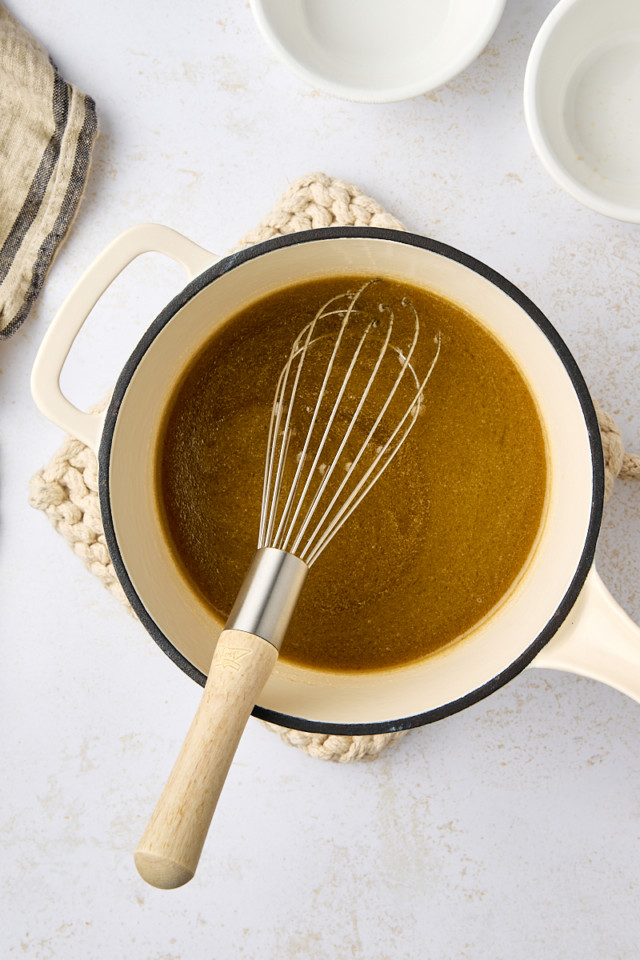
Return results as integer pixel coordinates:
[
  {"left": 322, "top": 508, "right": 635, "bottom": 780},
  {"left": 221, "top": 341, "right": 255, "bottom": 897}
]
[
  {"left": 531, "top": 566, "right": 640, "bottom": 704},
  {"left": 31, "top": 223, "right": 218, "bottom": 454}
]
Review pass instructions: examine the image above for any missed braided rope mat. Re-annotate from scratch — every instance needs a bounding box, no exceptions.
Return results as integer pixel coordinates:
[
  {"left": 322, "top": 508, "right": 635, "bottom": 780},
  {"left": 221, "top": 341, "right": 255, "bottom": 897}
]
[{"left": 29, "top": 173, "right": 640, "bottom": 763}]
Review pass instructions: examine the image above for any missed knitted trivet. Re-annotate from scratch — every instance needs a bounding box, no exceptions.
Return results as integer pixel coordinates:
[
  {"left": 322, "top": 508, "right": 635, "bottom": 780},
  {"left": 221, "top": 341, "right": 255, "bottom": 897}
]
[{"left": 29, "top": 173, "right": 640, "bottom": 762}]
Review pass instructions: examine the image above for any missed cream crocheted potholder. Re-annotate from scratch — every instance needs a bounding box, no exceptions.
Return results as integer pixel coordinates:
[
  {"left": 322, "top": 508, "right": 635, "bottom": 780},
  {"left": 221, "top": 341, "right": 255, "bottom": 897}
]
[{"left": 29, "top": 173, "right": 640, "bottom": 762}]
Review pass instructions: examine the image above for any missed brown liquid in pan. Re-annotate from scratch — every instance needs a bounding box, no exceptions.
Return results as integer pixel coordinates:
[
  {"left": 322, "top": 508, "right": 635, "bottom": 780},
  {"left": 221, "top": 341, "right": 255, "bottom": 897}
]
[{"left": 155, "top": 277, "right": 548, "bottom": 672}]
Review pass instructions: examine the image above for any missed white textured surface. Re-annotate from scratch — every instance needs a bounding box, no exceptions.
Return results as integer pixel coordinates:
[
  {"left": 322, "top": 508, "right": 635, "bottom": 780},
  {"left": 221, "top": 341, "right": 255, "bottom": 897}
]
[{"left": 1, "top": 1, "right": 639, "bottom": 957}]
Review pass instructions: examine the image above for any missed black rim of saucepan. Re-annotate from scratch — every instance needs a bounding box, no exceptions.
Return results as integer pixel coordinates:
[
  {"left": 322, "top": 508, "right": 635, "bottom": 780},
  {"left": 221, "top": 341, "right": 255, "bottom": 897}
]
[{"left": 98, "top": 226, "right": 605, "bottom": 736}]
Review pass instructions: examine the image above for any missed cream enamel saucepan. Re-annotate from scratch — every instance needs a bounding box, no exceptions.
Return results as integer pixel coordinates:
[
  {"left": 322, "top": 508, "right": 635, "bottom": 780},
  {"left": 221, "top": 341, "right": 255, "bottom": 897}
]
[{"left": 32, "top": 225, "right": 640, "bottom": 734}]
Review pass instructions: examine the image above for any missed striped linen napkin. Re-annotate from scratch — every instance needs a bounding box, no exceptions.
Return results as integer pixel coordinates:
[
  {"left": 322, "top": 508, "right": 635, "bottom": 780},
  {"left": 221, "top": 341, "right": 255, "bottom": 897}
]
[{"left": 0, "top": 5, "right": 97, "bottom": 339}]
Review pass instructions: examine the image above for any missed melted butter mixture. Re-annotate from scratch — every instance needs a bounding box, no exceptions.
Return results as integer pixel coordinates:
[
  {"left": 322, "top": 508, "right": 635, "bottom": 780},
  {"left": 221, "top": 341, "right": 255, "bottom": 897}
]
[{"left": 156, "top": 277, "right": 548, "bottom": 672}]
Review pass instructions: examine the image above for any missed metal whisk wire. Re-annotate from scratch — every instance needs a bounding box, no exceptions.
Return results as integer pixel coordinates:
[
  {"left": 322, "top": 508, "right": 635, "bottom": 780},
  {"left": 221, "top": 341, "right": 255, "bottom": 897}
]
[
  {"left": 258, "top": 279, "right": 441, "bottom": 568},
  {"left": 259, "top": 288, "right": 363, "bottom": 552}
]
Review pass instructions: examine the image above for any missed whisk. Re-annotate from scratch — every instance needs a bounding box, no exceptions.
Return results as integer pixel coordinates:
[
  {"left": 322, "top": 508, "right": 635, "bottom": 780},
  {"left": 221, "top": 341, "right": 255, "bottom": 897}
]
[{"left": 135, "top": 280, "right": 441, "bottom": 889}]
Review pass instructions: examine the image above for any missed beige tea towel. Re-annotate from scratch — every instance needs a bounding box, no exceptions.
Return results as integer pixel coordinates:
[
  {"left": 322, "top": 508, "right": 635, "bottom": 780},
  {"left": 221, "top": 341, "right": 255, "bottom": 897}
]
[{"left": 0, "top": 4, "right": 97, "bottom": 338}]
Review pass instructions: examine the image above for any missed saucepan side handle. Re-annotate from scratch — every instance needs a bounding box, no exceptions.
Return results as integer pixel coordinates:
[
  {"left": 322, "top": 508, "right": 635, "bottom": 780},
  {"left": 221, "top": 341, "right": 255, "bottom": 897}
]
[
  {"left": 531, "top": 566, "right": 640, "bottom": 704},
  {"left": 31, "top": 223, "right": 218, "bottom": 454}
]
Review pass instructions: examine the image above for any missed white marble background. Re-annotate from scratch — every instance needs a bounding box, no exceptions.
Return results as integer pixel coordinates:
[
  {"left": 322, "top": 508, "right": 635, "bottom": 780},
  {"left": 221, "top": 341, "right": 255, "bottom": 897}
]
[{"left": 1, "top": 1, "right": 639, "bottom": 958}]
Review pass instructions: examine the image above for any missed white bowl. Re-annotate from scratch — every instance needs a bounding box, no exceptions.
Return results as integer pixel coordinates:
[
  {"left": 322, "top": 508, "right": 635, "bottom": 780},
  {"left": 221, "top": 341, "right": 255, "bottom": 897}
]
[
  {"left": 524, "top": 0, "right": 640, "bottom": 222},
  {"left": 249, "top": 0, "right": 506, "bottom": 103}
]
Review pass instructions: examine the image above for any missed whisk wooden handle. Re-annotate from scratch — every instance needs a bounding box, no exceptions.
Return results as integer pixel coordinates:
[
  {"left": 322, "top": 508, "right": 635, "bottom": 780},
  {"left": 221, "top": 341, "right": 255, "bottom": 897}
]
[{"left": 134, "top": 629, "right": 278, "bottom": 889}]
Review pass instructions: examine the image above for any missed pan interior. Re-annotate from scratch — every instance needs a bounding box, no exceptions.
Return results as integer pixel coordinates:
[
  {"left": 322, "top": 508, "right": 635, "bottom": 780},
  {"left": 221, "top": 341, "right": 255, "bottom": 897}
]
[{"left": 155, "top": 274, "right": 548, "bottom": 675}]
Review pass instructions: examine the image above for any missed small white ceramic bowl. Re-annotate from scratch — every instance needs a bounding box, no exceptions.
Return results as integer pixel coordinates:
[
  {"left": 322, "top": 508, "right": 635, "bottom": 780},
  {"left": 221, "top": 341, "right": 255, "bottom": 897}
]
[
  {"left": 524, "top": 0, "right": 640, "bottom": 222},
  {"left": 249, "top": 0, "right": 506, "bottom": 103}
]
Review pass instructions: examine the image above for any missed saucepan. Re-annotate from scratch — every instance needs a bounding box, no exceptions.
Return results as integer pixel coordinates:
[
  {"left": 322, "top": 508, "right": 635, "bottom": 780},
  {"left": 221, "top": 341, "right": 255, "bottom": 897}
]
[{"left": 31, "top": 225, "right": 640, "bottom": 735}]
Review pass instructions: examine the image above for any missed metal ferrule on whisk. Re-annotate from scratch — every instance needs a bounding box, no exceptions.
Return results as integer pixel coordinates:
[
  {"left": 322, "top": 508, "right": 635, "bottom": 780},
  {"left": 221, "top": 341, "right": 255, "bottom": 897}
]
[{"left": 224, "top": 547, "right": 308, "bottom": 651}]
